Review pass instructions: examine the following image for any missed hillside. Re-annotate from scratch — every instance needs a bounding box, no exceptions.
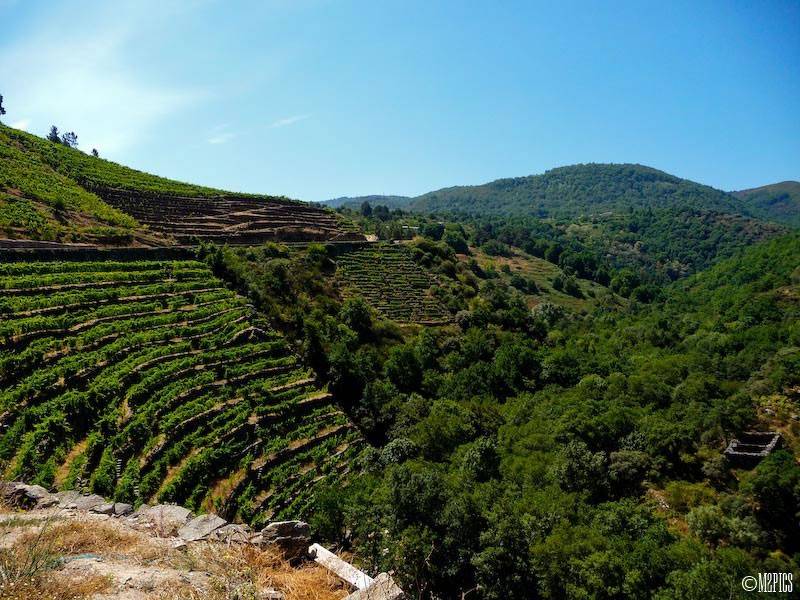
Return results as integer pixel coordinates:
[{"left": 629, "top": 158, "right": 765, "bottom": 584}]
[
  {"left": 409, "top": 163, "right": 747, "bottom": 216},
  {"left": 334, "top": 244, "right": 450, "bottom": 324},
  {"left": 0, "top": 124, "right": 361, "bottom": 246},
  {"left": 732, "top": 180, "right": 800, "bottom": 227},
  {"left": 0, "top": 259, "right": 362, "bottom": 526},
  {"left": 313, "top": 232, "right": 800, "bottom": 597}
]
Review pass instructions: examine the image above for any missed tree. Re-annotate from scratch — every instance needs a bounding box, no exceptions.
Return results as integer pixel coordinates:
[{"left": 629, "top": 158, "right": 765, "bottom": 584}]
[
  {"left": 373, "top": 205, "right": 390, "bottom": 221},
  {"left": 340, "top": 297, "right": 373, "bottom": 340},
  {"left": 61, "top": 131, "right": 78, "bottom": 148},
  {"left": 92, "top": 148, "right": 99, "bottom": 157},
  {"left": 47, "top": 125, "right": 61, "bottom": 143},
  {"left": 360, "top": 201, "right": 372, "bottom": 217},
  {"left": 0, "top": 94, "right": 5, "bottom": 119}
]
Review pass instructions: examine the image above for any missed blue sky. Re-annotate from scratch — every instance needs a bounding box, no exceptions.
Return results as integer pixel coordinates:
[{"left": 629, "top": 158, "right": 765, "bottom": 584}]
[{"left": 1, "top": 0, "right": 798, "bottom": 201}]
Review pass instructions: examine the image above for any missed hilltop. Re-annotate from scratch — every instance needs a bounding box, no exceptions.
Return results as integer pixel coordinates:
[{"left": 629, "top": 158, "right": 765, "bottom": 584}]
[
  {"left": 408, "top": 163, "right": 750, "bottom": 217},
  {"left": 732, "top": 180, "right": 800, "bottom": 227},
  {"left": 0, "top": 124, "right": 360, "bottom": 246}
]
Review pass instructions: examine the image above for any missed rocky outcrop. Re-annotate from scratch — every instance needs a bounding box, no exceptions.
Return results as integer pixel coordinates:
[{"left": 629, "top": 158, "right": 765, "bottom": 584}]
[
  {"left": 177, "top": 514, "right": 227, "bottom": 542},
  {"left": 253, "top": 520, "right": 311, "bottom": 559},
  {"left": 0, "top": 481, "right": 403, "bottom": 598},
  {"left": 0, "top": 482, "right": 58, "bottom": 509},
  {"left": 0, "top": 483, "right": 307, "bottom": 556}
]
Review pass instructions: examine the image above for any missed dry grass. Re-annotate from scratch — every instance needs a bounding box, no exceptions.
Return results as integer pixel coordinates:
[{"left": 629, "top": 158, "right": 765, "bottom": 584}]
[
  {"left": 0, "top": 511, "right": 348, "bottom": 599},
  {"left": 0, "top": 572, "right": 110, "bottom": 600},
  {"left": 0, "top": 514, "right": 112, "bottom": 600},
  {"left": 156, "top": 544, "right": 348, "bottom": 600}
]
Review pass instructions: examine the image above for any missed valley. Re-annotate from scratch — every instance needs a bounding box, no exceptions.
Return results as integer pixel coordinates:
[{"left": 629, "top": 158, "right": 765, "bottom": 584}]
[{"left": 0, "top": 125, "right": 798, "bottom": 599}]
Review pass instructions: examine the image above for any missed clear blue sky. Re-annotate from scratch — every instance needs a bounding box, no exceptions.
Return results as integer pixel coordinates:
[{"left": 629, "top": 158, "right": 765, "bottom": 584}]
[{"left": 2, "top": 0, "right": 798, "bottom": 201}]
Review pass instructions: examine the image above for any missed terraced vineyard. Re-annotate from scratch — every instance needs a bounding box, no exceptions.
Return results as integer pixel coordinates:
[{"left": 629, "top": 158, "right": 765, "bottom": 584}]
[
  {"left": 100, "top": 189, "right": 364, "bottom": 245},
  {"left": 0, "top": 260, "right": 362, "bottom": 525},
  {"left": 1, "top": 123, "right": 363, "bottom": 246},
  {"left": 335, "top": 244, "right": 450, "bottom": 323}
]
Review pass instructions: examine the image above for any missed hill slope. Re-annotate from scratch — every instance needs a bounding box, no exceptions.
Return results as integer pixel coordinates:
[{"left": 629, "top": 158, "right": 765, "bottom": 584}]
[
  {"left": 409, "top": 163, "right": 748, "bottom": 217},
  {"left": 0, "top": 259, "right": 362, "bottom": 525},
  {"left": 401, "top": 163, "right": 787, "bottom": 276},
  {"left": 0, "top": 124, "right": 360, "bottom": 246},
  {"left": 732, "top": 180, "right": 800, "bottom": 227}
]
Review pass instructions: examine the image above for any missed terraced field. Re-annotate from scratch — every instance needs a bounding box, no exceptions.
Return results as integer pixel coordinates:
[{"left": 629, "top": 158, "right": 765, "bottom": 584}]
[
  {"left": 0, "top": 260, "right": 362, "bottom": 525},
  {"left": 100, "top": 190, "right": 364, "bottom": 245},
  {"left": 335, "top": 244, "right": 450, "bottom": 323},
  {"left": 1, "top": 123, "right": 363, "bottom": 246}
]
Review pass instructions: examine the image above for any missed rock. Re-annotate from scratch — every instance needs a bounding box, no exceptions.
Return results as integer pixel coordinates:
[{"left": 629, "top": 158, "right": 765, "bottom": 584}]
[
  {"left": 259, "top": 590, "right": 285, "bottom": 600},
  {"left": 71, "top": 494, "right": 107, "bottom": 511},
  {"left": 132, "top": 503, "right": 152, "bottom": 516},
  {"left": 177, "top": 514, "right": 227, "bottom": 542},
  {"left": 90, "top": 503, "right": 115, "bottom": 515},
  {"left": 257, "top": 521, "right": 310, "bottom": 559},
  {"left": 0, "top": 482, "right": 58, "bottom": 510},
  {"left": 54, "top": 490, "right": 83, "bottom": 508},
  {"left": 212, "top": 524, "right": 252, "bottom": 544},
  {"left": 113, "top": 502, "right": 133, "bottom": 516},
  {"left": 345, "top": 573, "right": 405, "bottom": 600},
  {"left": 138, "top": 504, "right": 193, "bottom": 535}
]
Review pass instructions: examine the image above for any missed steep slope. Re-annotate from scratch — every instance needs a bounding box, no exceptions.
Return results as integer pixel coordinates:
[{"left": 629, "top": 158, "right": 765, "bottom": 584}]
[
  {"left": 732, "top": 181, "right": 800, "bottom": 227},
  {"left": 0, "top": 124, "right": 361, "bottom": 246},
  {"left": 0, "top": 259, "right": 362, "bottom": 526}
]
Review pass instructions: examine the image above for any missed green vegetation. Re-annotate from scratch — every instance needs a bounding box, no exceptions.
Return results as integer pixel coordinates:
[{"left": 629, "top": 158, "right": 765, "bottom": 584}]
[
  {"left": 411, "top": 163, "right": 757, "bottom": 217},
  {"left": 339, "top": 164, "right": 791, "bottom": 280},
  {"left": 733, "top": 181, "right": 800, "bottom": 228},
  {"left": 335, "top": 244, "right": 450, "bottom": 323},
  {"left": 0, "top": 259, "right": 360, "bottom": 523},
  {"left": 0, "top": 124, "right": 354, "bottom": 245},
  {"left": 303, "top": 233, "right": 800, "bottom": 598}
]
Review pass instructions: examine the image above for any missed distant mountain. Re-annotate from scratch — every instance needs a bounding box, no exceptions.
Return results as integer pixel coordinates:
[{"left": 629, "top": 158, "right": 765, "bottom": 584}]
[
  {"left": 408, "top": 163, "right": 749, "bottom": 217},
  {"left": 732, "top": 181, "right": 800, "bottom": 228},
  {"left": 324, "top": 195, "right": 412, "bottom": 210}
]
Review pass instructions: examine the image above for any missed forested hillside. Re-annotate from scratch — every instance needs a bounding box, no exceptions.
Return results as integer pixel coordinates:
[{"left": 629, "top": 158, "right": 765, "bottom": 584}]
[
  {"left": 341, "top": 164, "right": 790, "bottom": 280},
  {"left": 733, "top": 181, "right": 800, "bottom": 228},
  {"left": 300, "top": 233, "right": 800, "bottom": 598}
]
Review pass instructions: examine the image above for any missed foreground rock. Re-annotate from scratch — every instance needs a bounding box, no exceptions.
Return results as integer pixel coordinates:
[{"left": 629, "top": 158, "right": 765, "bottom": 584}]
[
  {"left": 0, "top": 482, "right": 58, "bottom": 509},
  {"left": 135, "top": 504, "right": 193, "bottom": 535},
  {"left": 254, "top": 520, "right": 311, "bottom": 559},
  {"left": 0, "top": 481, "right": 404, "bottom": 597},
  {"left": 178, "top": 514, "right": 228, "bottom": 542}
]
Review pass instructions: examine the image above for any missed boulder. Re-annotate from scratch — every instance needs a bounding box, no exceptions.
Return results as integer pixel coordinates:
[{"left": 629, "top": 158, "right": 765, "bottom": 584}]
[
  {"left": 138, "top": 504, "right": 193, "bottom": 534},
  {"left": 256, "top": 521, "right": 310, "bottom": 559},
  {"left": 345, "top": 573, "right": 405, "bottom": 600},
  {"left": 90, "top": 503, "right": 115, "bottom": 515},
  {"left": 54, "top": 490, "right": 83, "bottom": 508},
  {"left": 71, "top": 494, "right": 107, "bottom": 511},
  {"left": 113, "top": 502, "right": 133, "bottom": 516},
  {"left": 0, "top": 482, "right": 57, "bottom": 510},
  {"left": 212, "top": 524, "right": 252, "bottom": 544},
  {"left": 177, "top": 514, "right": 227, "bottom": 542}
]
